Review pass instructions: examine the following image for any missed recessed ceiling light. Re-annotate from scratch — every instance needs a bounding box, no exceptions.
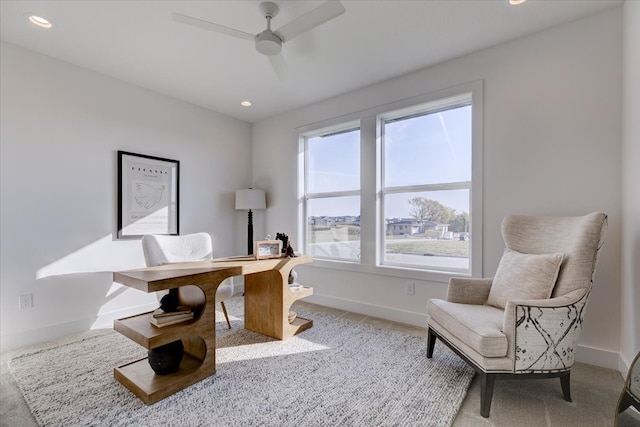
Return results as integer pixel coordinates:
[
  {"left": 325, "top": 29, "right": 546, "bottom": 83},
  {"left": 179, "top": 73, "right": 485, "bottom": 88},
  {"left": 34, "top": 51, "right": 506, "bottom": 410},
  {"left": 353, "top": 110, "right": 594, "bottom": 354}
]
[
  {"left": 26, "top": 14, "right": 53, "bottom": 28},
  {"left": 240, "top": 101, "right": 252, "bottom": 107},
  {"left": 509, "top": 0, "right": 526, "bottom": 5}
]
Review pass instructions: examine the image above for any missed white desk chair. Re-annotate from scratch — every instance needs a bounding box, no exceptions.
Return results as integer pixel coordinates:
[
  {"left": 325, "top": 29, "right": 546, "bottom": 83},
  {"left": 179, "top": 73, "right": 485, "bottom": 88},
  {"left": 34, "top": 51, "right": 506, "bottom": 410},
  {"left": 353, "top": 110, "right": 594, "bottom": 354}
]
[{"left": 141, "top": 233, "right": 234, "bottom": 329}]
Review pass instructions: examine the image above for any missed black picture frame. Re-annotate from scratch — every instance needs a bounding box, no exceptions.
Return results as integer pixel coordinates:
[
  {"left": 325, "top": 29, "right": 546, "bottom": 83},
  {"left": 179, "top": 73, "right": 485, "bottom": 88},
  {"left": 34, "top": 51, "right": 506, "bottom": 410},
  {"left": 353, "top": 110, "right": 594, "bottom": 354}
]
[{"left": 117, "top": 151, "right": 179, "bottom": 239}]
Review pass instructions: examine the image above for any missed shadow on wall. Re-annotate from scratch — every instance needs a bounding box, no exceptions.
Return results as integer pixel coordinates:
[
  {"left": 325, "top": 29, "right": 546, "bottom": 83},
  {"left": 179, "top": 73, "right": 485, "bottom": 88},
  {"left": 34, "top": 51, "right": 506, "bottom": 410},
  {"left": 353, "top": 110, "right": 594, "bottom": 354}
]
[{"left": 1, "top": 233, "right": 156, "bottom": 351}]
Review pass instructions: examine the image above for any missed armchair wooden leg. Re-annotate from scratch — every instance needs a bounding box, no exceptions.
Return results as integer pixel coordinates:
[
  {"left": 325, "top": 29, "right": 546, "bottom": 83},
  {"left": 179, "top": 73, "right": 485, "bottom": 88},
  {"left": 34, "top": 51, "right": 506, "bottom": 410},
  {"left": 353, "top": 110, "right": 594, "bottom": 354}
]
[
  {"left": 480, "top": 373, "right": 496, "bottom": 418},
  {"left": 427, "top": 327, "right": 436, "bottom": 358},
  {"left": 560, "top": 372, "right": 571, "bottom": 402},
  {"left": 220, "top": 301, "right": 231, "bottom": 329}
]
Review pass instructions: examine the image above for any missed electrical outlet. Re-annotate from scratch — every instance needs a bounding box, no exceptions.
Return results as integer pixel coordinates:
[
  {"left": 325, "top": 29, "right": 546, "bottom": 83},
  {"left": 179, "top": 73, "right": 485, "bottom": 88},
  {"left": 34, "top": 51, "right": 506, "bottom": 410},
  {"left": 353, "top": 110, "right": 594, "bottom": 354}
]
[
  {"left": 405, "top": 282, "right": 415, "bottom": 296},
  {"left": 19, "top": 294, "right": 33, "bottom": 309}
]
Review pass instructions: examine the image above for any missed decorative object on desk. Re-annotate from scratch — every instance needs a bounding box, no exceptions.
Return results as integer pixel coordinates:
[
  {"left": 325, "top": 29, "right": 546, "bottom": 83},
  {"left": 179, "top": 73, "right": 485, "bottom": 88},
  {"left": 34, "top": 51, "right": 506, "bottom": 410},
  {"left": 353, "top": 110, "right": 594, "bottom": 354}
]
[
  {"left": 235, "top": 188, "right": 266, "bottom": 255},
  {"left": 159, "top": 293, "right": 179, "bottom": 313},
  {"left": 275, "top": 232, "right": 288, "bottom": 253},
  {"left": 285, "top": 243, "right": 296, "bottom": 257},
  {"left": 254, "top": 240, "right": 282, "bottom": 260},
  {"left": 288, "top": 269, "right": 297, "bottom": 284},
  {"left": 117, "top": 151, "right": 179, "bottom": 239},
  {"left": 276, "top": 232, "right": 297, "bottom": 257},
  {"left": 287, "top": 311, "right": 297, "bottom": 323},
  {"left": 148, "top": 340, "right": 184, "bottom": 375}
]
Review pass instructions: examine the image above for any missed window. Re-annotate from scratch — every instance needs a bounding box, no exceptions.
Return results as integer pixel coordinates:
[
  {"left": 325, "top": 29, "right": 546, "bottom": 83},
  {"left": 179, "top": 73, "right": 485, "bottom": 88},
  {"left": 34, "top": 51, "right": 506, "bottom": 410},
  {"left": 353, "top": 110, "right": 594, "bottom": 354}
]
[
  {"left": 380, "top": 95, "right": 472, "bottom": 273},
  {"left": 299, "top": 82, "right": 482, "bottom": 279},
  {"left": 303, "top": 125, "right": 361, "bottom": 261}
]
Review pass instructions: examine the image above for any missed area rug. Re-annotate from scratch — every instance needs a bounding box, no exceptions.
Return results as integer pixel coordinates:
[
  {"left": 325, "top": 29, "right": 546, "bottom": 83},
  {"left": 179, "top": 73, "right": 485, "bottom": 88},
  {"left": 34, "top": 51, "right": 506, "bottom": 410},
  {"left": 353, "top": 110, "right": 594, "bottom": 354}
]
[{"left": 8, "top": 299, "right": 474, "bottom": 427}]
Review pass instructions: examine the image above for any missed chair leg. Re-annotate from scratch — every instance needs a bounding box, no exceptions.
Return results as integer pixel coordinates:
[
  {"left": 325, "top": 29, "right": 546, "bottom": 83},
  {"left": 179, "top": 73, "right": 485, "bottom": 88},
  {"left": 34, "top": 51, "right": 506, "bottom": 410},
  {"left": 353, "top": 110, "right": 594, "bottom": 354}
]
[
  {"left": 427, "top": 327, "right": 436, "bottom": 358},
  {"left": 480, "top": 372, "right": 496, "bottom": 418},
  {"left": 220, "top": 301, "right": 231, "bottom": 329},
  {"left": 560, "top": 372, "right": 571, "bottom": 402}
]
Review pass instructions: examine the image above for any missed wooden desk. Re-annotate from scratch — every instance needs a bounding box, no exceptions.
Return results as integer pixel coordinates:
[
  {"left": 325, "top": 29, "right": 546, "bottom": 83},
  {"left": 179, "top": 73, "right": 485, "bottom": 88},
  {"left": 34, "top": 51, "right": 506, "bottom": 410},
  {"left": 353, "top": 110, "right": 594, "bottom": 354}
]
[{"left": 112, "top": 255, "right": 313, "bottom": 404}]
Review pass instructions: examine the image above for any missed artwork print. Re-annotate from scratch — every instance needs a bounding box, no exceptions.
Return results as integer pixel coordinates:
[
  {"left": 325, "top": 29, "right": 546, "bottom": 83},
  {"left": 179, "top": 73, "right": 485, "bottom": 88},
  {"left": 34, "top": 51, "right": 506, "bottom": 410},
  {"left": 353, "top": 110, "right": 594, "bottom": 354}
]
[{"left": 117, "top": 151, "right": 179, "bottom": 239}]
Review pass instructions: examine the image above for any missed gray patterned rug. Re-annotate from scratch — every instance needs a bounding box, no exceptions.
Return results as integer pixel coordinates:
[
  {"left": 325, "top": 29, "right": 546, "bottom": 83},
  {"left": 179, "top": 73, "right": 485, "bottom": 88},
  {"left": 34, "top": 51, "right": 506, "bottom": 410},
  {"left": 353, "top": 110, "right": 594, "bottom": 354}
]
[{"left": 8, "top": 299, "right": 473, "bottom": 427}]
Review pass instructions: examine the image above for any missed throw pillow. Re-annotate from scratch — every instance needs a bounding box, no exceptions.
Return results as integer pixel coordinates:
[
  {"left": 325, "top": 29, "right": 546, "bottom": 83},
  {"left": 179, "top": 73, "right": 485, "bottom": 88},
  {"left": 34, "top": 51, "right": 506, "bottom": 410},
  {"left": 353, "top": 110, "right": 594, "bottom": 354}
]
[{"left": 486, "top": 249, "right": 564, "bottom": 309}]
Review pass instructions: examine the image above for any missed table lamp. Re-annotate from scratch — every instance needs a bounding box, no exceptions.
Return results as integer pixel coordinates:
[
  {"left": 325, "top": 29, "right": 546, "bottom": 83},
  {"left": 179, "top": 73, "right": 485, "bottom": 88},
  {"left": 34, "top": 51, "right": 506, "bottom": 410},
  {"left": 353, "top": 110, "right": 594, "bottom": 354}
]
[{"left": 235, "top": 189, "right": 266, "bottom": 255}]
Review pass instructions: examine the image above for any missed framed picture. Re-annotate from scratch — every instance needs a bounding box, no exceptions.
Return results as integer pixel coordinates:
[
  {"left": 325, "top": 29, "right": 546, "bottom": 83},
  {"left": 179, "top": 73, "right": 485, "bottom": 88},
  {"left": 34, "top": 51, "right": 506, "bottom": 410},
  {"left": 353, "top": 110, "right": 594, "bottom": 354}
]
[
  {"left": 254, "top": 240, "right": 283, "bottom": 260},
  {"left": 117, "top": 151, "right": 179, "bottom": 239}
]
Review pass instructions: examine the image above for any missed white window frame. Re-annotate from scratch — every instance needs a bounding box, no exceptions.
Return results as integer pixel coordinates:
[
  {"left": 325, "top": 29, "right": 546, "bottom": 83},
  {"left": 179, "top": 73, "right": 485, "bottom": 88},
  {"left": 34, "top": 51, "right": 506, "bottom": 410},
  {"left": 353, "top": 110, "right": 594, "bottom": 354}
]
[
  {"left": 300, "top": 121, "right": 361, "bottom": 263},
  {"left": 297, "top": 81, "right": 483, "bottom": 283},
  {"left": 379, "top": 93, "right": 473, "bottom": 274}
]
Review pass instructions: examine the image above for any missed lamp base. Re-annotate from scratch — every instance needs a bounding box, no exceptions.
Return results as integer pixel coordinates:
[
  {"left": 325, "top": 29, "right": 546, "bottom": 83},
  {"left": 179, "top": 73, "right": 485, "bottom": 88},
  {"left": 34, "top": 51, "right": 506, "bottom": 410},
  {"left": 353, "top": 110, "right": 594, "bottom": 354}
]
[{"left": 247, "top": 209, "right": 254, "bottom": 255}]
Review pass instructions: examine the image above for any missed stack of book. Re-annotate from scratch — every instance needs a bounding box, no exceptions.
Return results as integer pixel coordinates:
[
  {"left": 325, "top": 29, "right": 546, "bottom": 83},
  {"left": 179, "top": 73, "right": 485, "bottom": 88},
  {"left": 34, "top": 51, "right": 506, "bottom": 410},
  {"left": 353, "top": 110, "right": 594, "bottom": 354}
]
[{"left": 150, "top": 306, "right": 194, "bottom": 327}]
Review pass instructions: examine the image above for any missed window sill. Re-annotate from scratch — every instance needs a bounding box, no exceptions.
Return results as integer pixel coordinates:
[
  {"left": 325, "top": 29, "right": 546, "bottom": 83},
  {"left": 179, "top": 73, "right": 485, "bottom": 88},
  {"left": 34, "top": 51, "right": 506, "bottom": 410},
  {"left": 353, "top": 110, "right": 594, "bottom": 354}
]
[{"left": 303, "top": 258, "right": 470, "bottom": 284}]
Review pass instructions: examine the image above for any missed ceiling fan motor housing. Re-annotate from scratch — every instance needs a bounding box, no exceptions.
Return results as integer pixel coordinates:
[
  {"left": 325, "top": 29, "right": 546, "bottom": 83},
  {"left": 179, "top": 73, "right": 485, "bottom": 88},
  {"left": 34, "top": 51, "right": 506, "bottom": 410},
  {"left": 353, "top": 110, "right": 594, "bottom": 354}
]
[{"left": 255, "top": 30, "right": 282, "bottom": 55}]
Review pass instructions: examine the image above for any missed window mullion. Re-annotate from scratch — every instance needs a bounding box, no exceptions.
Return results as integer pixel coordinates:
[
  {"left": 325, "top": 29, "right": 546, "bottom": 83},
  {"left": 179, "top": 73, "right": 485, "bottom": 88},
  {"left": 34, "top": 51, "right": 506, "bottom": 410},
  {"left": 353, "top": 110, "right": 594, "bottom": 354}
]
[
  {"left": 307, "top": 190, "right": 360, "bottom": 199},
  {"left": 360, "top": 115, "right": 377, "bottom": 267},
  {"left": 383, "top": 181, "right": 472, "bottom": 195}
]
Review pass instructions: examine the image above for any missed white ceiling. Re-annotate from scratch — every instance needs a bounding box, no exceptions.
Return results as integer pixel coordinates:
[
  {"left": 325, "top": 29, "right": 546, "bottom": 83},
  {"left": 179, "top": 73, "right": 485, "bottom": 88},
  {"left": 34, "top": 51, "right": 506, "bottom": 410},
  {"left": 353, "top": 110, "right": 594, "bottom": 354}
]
[{"left": 0, "top": 0, "right": 622, "bottom": 123}]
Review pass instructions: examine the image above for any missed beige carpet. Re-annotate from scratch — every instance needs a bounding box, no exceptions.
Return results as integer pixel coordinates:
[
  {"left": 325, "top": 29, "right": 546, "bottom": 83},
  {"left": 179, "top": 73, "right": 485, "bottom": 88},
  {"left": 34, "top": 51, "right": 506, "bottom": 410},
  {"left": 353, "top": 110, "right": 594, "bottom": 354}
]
[{"left": 7, "top": 299, "right": 474, "bottom": 427}]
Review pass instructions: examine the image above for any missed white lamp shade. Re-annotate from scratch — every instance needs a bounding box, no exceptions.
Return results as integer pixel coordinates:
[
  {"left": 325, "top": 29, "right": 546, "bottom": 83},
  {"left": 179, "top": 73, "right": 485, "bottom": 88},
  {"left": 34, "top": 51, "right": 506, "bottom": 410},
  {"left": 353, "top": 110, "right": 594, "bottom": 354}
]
[{"left": 235, "top": 189, "right": 266, "bottom": 210}]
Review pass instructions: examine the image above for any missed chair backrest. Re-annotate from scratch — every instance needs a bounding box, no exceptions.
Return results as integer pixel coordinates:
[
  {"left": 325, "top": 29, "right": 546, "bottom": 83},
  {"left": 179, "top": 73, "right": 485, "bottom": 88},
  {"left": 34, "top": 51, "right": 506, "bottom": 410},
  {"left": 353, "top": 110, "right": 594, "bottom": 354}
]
[
  {"left": 141, "top": 233, "right": 213, "bottom": 267},
  {"left": 501, "top": 212, "right": 607, "bottom": 297}
]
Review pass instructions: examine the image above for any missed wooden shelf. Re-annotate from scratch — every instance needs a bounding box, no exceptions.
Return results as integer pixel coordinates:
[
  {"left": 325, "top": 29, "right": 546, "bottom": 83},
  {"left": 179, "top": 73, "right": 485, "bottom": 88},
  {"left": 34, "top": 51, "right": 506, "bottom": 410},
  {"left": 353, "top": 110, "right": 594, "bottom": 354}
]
[
  {"left": 114, "top": 352, "right": 211, "bottom": 405},
  {"left": 289, "top": 316, "right": 313, "bottom": 335},
  {"left": 114, "top": 311, "right": 201, "bottom": 350},
  {"left": 288, "top": 285, "right": 313, "bottom": 299}
]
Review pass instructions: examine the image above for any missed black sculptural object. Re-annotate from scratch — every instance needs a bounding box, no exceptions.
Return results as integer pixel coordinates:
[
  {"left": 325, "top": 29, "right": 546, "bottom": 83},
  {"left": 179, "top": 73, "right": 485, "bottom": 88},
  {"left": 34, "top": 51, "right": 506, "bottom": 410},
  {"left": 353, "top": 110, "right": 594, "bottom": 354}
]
[
  {"left": 276, "top": 232, "right": 297, "bottom": 257},
  {"left": 148, "top": 340, "right": 184, "bottom": 375}
]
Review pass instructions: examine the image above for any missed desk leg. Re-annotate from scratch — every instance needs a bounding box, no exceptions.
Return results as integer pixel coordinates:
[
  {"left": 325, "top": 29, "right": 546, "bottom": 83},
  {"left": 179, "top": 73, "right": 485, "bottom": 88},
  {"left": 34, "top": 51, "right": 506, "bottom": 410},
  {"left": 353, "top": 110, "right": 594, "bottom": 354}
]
[
  {"left": 245, "top": 269, "right": 285, "bottom": 339},
  {"left": 244, "top": 267, "right": 313, "bottom": 340}
]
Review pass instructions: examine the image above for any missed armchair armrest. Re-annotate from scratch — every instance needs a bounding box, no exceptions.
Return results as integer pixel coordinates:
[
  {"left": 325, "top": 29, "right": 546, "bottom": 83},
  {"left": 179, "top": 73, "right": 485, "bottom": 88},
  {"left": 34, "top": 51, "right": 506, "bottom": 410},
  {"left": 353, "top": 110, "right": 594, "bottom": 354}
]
[
  {"left": 446, "top": 277, "right": 493, "bottom": 304},
  {"left": 503, "top": 287, "right": 591, "bottom": 372}
]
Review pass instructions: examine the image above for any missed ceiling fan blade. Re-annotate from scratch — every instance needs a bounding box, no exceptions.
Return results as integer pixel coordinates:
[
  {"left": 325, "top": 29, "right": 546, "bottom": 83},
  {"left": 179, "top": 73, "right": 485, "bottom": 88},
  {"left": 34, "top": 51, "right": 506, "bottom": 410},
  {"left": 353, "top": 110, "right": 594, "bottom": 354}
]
[
  {"left": 274, "top": 1, "right": 345, "bottom": 42},
  {"left": 172, "top": 12, "right": 255, "bottom": 41},
  {"left": 268, "top": 53, "right": 288, "bottom": 81}
]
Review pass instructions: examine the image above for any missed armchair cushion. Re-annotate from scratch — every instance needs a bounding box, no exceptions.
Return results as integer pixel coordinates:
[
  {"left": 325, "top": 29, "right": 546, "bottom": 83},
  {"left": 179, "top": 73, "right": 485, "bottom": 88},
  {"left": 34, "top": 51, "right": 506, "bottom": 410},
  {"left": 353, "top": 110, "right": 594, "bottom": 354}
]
[
  {"left": 427, "top": 299, "right": 507, "bottom": 357},
  {"left": 446, "top": 277, "right": 493, "bottom": 304},
  {"left": 487, "top": 249, "right": 564, "bottom": 309}
]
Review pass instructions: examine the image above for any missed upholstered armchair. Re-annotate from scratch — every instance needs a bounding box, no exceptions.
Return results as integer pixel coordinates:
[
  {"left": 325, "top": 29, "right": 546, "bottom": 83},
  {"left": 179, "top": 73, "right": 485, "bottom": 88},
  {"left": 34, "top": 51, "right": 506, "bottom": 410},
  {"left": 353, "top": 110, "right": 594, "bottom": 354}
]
[
  {"left": 141, "top": 233, "right": 235, "bottom": 329},
  {"left": 426, "top": 212, "right": 607, "bottom": 417}
]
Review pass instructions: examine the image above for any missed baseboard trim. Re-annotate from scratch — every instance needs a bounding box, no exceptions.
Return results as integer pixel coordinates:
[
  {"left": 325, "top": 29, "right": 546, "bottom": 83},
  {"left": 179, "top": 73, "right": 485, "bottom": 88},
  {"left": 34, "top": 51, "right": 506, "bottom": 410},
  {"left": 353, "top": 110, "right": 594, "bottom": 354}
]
[
  {"left": 305, "top": 293, "right": 622, "bottom": 371},
  {"left": 0, "top": 302, "right": 158, "bottom": 352},
  {"left": 575, "top": 344, "right": 622, "bottom": 371},
  {"left": 306, "top": 293, "right": 428, "bottom": 329}
]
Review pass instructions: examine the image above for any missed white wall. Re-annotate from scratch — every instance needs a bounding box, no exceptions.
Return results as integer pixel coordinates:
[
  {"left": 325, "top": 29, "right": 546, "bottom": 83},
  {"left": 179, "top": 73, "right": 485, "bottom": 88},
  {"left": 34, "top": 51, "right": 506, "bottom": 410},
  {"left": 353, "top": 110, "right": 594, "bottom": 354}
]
[
  {"left": 0, "top": 42, "right": 252, "bottom": 350},
  {"left": 252, "top": 8, "right": 623, "bottom": 368},
  {"left": 621, "top": 0, "right": 640, "bottom": 371}
]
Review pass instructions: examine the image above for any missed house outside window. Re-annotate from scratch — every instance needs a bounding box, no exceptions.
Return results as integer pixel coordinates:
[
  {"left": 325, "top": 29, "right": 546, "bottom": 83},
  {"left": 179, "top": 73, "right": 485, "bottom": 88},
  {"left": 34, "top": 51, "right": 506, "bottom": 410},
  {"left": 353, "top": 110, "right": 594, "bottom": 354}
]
[{"left": 299, "top": 82, "right": 482, "bottom": 280}]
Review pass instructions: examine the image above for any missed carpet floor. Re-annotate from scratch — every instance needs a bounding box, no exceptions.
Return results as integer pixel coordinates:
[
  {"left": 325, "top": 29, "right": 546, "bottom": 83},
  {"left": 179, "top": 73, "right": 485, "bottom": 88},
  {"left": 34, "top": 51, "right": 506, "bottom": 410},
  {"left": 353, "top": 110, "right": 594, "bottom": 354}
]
[{"left": 7, "top": 298, "right": 474, "bottom": 427}]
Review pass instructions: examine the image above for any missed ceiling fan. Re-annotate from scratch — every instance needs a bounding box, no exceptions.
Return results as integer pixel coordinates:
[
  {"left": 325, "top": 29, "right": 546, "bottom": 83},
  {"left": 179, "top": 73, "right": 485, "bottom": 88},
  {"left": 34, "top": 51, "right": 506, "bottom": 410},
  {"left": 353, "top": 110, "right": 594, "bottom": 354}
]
[{"left": 172, "top": 1, "right": 346, "bottom": 81}]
